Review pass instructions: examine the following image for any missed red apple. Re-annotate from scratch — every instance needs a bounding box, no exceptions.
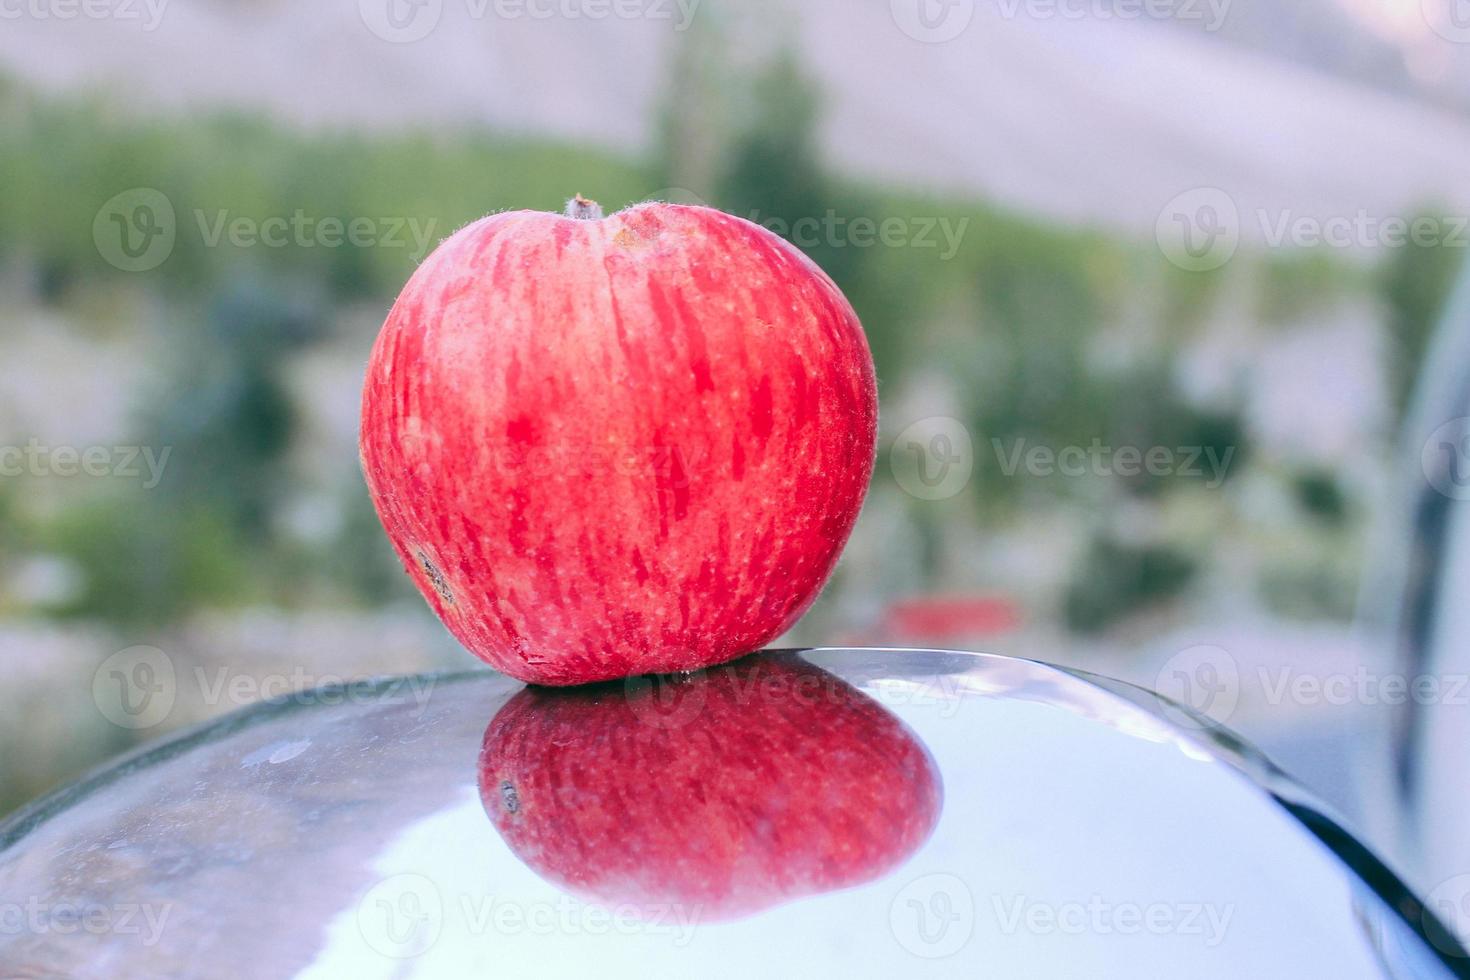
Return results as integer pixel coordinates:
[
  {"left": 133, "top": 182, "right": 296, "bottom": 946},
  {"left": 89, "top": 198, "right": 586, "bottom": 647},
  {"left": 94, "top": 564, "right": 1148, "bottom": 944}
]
[
  {"left": 360, "top": 197, "right": 877, "bottom": 685},
  {"left": 478, "top": 655, "right": 942, "bottom": 919}
]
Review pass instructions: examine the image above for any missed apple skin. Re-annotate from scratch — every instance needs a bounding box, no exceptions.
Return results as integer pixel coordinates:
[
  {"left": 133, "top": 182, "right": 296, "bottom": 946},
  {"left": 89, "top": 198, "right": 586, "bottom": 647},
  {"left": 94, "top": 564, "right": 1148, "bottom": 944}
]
[
  {"left": 478, "top": 655, "right": 942, "bottom": 920},
  {"left": 359, "top": 201, "right": 878, "bottom": 685}
]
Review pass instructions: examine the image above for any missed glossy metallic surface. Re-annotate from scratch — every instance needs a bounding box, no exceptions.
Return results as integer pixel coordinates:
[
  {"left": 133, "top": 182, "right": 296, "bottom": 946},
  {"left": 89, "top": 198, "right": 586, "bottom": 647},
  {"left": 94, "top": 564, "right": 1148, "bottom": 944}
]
[
  {"left": 1373, "top": 259, "right": 1470, "bottom": 912},
  {"left": 0, "top": 649, "right": 1463, "bottom": 978}
]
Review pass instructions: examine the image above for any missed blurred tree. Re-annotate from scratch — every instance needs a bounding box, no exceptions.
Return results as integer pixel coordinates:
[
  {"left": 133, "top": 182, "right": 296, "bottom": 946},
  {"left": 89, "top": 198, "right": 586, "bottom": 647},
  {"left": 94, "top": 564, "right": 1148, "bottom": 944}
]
[
  {"left": 1292, "top": 468, "right": 1348, "bottom": 526},
  {"left": 146, "top": 278, "right": 323, "bottom": 534},
  {"left": 40, "top": 498, "right": 248, "bottom": 625},
  {"left": 1382, "top": 210, "right": 1462, "bottom": 417},
  {"left": 649, "top": 11, "right": 734, "bottom": 198},
  {"left": 716, "top": 49, "right": 863, "bottom": 289},
  {"left": 1064, "top": 535, "right": 1197, "bottom": 634},
  {"left": 39, "top": 277, "right": 328, "bottom": 625},
  {"left": 326, "top": 482, "right": 416, "bottom": 607}
]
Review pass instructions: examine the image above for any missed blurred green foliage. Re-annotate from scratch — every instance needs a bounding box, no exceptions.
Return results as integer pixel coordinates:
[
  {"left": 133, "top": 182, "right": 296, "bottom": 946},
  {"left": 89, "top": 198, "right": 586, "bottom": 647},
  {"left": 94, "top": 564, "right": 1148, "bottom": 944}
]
[
  {"left": 1381, "top": 209, "right": 1465, "bottom": 413},
  {"left": 1064, "top": 536, "right": 1199, "bottom": 634},
  {"left": 0, "top": 91, "right": 650, "bottom": 301},
  {"left": 37, "top": 500, "right": 249, "bottom": 625}
]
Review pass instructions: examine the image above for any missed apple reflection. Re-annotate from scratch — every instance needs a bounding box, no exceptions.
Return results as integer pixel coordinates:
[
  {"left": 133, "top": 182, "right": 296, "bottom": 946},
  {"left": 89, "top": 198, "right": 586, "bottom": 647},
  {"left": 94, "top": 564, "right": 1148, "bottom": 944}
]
[{"left": 478, "top": 654, "right": 943, "bottom": 921}]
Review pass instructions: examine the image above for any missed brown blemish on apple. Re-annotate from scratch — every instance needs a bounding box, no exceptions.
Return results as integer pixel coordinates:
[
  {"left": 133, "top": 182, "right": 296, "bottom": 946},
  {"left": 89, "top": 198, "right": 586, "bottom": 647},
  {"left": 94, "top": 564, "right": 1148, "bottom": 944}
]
[
  {"left": 612, "top": 225, "right": 669, "bottom": 249},
  {"left": 500, "top": 780, "right": 520, "bottom": 814},
  {"left": 417, "top": 550, "right": 455, "bottom": 605},
  {"left": 612, "top": 208, "right": 672, "bottom": 248}
]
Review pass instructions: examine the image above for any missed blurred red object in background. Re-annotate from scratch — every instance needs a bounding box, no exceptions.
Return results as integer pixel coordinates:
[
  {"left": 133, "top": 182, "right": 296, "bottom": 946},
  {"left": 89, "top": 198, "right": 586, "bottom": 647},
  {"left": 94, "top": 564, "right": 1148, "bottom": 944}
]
[{"left": 843, "top": 595, "right": 1021, "bottom": 646}]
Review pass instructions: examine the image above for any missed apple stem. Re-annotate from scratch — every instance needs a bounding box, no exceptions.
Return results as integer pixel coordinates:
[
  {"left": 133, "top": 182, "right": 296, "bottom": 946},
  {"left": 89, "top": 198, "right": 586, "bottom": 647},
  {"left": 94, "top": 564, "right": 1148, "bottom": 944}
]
[{"left": 565, "top": 194, "right": 604, "bottom": 220}]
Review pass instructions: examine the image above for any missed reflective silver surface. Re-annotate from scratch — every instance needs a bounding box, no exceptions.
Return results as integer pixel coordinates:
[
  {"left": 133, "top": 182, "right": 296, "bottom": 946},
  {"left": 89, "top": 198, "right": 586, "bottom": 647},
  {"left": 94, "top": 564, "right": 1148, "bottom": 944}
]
[
  {"left": 1373, "top": 256, "right": 1470, "bottom": 908},
  {"left": 0, "top": 648, "right": 1462, "bottom": 978}
]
